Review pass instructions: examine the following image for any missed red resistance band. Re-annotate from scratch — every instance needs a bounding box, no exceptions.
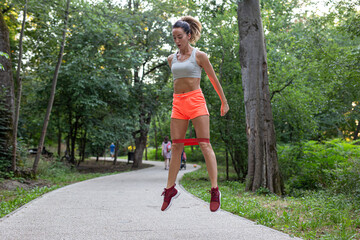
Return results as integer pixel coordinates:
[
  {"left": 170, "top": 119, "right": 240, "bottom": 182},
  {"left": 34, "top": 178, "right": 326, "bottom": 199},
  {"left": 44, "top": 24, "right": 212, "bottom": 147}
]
[{"left": 172, "top": 138, "right": 210, "bottom": 146}]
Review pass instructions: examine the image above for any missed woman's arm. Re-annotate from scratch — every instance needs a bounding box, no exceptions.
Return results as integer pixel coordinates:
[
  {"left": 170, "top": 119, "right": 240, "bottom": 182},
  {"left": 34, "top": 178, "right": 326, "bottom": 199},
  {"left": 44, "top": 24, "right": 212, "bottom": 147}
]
[{"left": 197, "top": 51, "right": 229, "bottom": 116}]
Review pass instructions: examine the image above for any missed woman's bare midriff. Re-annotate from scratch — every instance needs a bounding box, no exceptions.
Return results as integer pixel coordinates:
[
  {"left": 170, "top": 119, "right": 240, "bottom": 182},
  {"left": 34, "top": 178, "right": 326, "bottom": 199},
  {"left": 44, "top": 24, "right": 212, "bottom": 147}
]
[{"left": 173, "top": 77, "right": 201, "bottom": 94}]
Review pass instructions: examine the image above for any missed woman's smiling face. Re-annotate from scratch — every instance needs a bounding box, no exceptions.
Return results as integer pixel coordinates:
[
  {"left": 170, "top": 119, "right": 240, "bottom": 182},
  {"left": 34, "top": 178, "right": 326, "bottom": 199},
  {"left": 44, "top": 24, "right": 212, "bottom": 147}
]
[{"left": 172, "top": 27, "right": 190, "bottom": 49}]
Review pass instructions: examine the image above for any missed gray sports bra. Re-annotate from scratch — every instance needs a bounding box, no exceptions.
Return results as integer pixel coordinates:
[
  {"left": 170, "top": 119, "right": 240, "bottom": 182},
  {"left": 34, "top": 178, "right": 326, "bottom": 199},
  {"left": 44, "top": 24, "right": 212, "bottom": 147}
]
[{"left": 171, "top": 48, "right": 202, "bottom": 80}]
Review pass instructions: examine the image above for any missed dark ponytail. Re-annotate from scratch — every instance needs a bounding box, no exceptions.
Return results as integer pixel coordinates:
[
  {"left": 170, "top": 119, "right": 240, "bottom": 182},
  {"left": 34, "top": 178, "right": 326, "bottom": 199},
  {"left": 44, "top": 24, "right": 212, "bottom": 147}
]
[{"left": 173, "top": 16, "right": 202, "bottom": 44}]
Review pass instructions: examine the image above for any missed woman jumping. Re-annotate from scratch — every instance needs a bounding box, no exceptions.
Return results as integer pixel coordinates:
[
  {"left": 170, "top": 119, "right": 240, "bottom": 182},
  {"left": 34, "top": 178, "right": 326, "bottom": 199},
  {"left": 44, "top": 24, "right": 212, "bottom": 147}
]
[{"left": 161, "top": 16, "right": 229, "bottom": 212}]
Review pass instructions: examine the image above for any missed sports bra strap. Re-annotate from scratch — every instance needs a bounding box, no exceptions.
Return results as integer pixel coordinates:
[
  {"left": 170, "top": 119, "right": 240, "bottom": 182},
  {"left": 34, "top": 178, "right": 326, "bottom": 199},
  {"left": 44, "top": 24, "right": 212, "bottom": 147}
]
[{"left": 190, "top": 48, "right": 196, "bottom": 58}]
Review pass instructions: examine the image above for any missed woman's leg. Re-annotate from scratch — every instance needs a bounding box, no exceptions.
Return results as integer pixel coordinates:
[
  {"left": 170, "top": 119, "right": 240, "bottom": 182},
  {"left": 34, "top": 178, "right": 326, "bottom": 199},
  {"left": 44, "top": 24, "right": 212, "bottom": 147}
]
[
  {"left": 166, "top": 118, "right": 189, "bottom": 188},
  {"left": 191, "top": 115, "right": 218, "bottom": 188},
  {"left": 165, "top": 158, "right": 169, "bottom": 169}
]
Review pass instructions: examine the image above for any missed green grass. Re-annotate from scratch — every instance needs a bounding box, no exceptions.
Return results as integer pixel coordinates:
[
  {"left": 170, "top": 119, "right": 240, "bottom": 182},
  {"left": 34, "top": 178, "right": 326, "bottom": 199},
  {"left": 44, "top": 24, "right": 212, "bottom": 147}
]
[
  {"left": 0, "top": 185, "right": 59, "bottom": 218},
  {"left": 181, "top": 164, "right": 360, "bottom": 240},
  {"left": 36, "top": 160, "right": 121, "bottom": 184}
]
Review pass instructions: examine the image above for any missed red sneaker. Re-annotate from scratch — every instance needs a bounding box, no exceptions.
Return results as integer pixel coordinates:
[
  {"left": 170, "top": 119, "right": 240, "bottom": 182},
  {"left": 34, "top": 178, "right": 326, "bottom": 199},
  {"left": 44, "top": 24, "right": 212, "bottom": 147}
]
[
  {"left": 161, "top": 184, "right": 180, "bottom": 211},
  {"left": 210, "top": 187, "right": 221, "bottom": 212}
]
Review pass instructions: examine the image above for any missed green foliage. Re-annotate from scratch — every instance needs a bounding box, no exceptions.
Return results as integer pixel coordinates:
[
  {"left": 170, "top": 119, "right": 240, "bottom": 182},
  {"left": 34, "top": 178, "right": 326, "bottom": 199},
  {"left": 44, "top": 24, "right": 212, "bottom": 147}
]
[
  {"left": 9, "top": 0, "right": 183, "bottom": 166},
  {"left": 0, "top": 52, "right": 9, "bottom": 58},
  {"left": 0, "top": 51, "right": 9, "bottom": 71},
  {"left": 2, "top": 0, "right": 359, "bottom": 181},
  {"left": 148, "top": 110, "right": 172, "bottom": 153},
  {"left": 255, "top": 187, "right": 273, "bottom": 196},
  {"left": 330, "top": 156, "right": 360, "bottom": 198},
  {"left": 278, "top": 139, "right": 360, "bottom": 199},
  {"left": 34, "top": 159, "right": 116, "bottom": 184},
  {"left": 263, "top": 0, "right": 360, "bottom": 142},
  {"left": 144, "top": 148, "right": 162, "bottom": 161}
]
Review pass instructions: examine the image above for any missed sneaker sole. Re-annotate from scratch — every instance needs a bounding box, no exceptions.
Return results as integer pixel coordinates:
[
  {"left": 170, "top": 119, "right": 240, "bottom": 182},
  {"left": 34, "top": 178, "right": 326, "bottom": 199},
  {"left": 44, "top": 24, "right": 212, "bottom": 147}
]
[
  {"left": 163, "top": 191, "right": 180, "bottom": 211},
  {"left": 211, "top": 191, "right": 221, "bottom": 212}
]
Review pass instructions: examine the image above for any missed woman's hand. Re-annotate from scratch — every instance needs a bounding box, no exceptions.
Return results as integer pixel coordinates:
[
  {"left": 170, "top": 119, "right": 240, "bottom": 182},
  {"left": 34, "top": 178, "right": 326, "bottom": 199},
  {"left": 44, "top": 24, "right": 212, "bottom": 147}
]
[{"left": 221, "top": 102, "right": 229, "bottom": 116}]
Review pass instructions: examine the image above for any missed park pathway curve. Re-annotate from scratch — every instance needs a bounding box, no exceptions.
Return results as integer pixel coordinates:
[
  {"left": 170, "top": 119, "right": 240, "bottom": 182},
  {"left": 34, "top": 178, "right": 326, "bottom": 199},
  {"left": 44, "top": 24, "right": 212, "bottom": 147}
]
[{"left": 0, "top": 159, "right": 300, "bottom": 240}]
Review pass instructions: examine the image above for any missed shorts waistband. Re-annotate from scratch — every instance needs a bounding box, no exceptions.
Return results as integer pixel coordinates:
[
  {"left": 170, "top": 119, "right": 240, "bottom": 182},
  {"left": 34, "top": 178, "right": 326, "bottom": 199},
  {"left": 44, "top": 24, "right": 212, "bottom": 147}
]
[{"left": 173, "top": 88, "right": 202, "bottom": 97}]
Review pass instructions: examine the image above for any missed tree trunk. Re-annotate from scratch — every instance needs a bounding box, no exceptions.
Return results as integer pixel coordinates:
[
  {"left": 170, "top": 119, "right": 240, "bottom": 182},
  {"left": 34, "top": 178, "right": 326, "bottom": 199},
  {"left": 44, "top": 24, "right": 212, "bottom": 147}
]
[
  {"left": 65, "top": 133, "right": 70, "bottom": 158},
  {"left": 237, "top": 0, "right": 284, "bottom": 195},
  {"left": 0, "top": 10, "right": 15, "bottom": 172},
  {"left": 145, "top": 146, "right": 148, "bottom": 160},
  {"left": 80, "top": 129, "right": 86, "bottom": 163},
  {"left": 33, "top": 0, "right": 71, "bottom": 174},
  {"left": 12, "top": 0, "right": 27, "bottom": 172},
  {"left": 57, "top": 112, "right": 62, "bottom": 156},
  {"left": 133, "top": 111, "right": 151, "bottom": 168},
  {"left": 67, "top": 108, "right": 72, "bottom": 159},
  {"left": 70, "top": 115, "right": 79, "bottom": 164},
  {"left": 229, "top": 149, "right": 240, "bottom": 179},
  {"left": 354, "top": 123, "right": 360, "bottom": 140},
  {"left": 154, "top": 116, "right": 157, "bottom": 160},
  {"left": 232, "top": 148, "right": 247, "bottom": 181},
  {"left": 225, "top": 147, "right": 229, "bottom": 180},
  {"left": 113, "top": 141, "right": 119, "bottom": 165},
  {"left": 133, "top": 133, "right": 147, "bottom": 168}
]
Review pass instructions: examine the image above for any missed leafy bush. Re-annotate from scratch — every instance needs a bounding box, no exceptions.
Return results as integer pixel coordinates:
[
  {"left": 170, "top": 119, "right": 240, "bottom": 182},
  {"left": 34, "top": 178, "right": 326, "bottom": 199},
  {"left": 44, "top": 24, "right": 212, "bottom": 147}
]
[
  {"left": 144, "top": 148, "right": 163, "bottom": 161},
  {"left": 36, "top": 160, "right": 76, "bottom": 183},
  {"left": 330, "top": 157, "right": 360, "bottom": 198},
  {"left": 255, "top": 187, "right": 273, "bottom": 196},
  {"left": 278, "top": 139, "right": 360, "bottom": 199}
]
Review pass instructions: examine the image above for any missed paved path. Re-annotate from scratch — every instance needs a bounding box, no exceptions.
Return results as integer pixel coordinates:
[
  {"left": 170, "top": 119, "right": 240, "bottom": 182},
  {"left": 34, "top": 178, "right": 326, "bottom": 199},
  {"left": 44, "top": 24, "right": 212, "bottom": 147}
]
[{"left": 0, "top": 159, "right": 300, "bottom": 240}]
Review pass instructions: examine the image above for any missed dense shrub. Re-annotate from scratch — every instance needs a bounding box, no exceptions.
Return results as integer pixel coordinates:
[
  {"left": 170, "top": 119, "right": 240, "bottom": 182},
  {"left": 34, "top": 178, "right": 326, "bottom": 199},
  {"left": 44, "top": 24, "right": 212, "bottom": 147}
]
[
  {"left": 144, "top": 147, "right": 163, "bottom": 160},
  {"left": 278, "top": 139, "right": 360, "bottom": 199}
]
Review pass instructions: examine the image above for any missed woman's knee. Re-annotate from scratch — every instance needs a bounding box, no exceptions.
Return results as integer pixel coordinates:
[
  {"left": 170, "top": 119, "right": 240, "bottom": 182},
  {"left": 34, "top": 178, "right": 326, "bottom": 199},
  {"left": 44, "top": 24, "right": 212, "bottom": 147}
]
[
  {"left": 198, "top": 142, "right": 213, "bottom": 152},
  {"left": 171, "top": 143, "right": 184, "bottom": 152}
]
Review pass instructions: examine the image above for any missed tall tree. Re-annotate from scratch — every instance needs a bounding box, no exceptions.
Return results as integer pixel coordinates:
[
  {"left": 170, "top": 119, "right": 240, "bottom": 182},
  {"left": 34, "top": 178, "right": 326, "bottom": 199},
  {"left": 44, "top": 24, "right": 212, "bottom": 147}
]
[
  {"left": 197, "top": 1, "right": 248, "bottom": 180},
  {"left": 33, "top": 0, "right": 71, "bottom": 173},
  {"left": 237, "top": 0, "right": 284, "bottom": 195},
  {"left": 125, "top": 0, "right": 177, "bottom": 168},
  {"left": 12, "top": 0, "right": 27, "bottom": 172},
  {"left": 53, "top": 0, "right": 134, "bottom": 163},
  {"left": 0, "top": 10, "right": 15, "bottom": 175}
]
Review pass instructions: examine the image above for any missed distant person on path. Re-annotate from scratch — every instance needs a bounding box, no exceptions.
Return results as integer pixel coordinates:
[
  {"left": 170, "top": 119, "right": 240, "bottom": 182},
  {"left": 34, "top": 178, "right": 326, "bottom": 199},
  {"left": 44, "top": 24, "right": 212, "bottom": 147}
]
[
  {"left": 181, "top": 150, "right": 186, "bottom": 162},
  {"left": 161, "top": 16, "right": 229, "bottom": 212},
  {"left": 180, "top": 149, "right": 186, "bottom": 170},
  {"left": 110, "top": 143, "right": 115, "bottom": 158},
  {"left": 162, "top": 136, "right": 171, "bottom": 170}
]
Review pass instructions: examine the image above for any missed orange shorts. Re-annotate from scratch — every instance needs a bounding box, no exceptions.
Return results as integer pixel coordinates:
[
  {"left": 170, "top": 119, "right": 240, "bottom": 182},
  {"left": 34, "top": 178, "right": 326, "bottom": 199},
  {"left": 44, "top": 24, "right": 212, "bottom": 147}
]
[{"left": 171, "top": 89, "right": 209, "bottom": 120}]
